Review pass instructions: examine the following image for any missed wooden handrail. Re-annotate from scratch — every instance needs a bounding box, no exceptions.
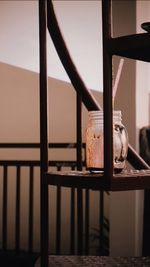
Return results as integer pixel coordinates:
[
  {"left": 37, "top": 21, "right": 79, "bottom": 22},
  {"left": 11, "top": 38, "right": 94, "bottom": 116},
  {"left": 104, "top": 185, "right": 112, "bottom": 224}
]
[
  {"left": 47, "top": 0, "right": 150, "bottom": 171},
  {"left": 47, "top": 0, "right": 101, "bottom": 112},
  {"left": 0, "top": 143, "right": 85, "bottom": 149}
]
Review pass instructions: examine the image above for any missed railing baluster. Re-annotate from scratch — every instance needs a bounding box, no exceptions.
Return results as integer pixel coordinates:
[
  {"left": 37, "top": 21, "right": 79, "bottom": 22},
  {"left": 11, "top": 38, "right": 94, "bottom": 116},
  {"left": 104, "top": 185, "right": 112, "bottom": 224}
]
[
  {"left": 70, "top": 165, "right": 75, "bottom": 254},
  {"left": 77, "top": 189, "right": 83, "bottom": 254},
  {"left": 15, "top": 166, "right": 21, "bottom": 251},
  {"left": 28, "top": 166, "right": 34, "bottom": 252},
  {"left": 85, "top": 189, "right": 90, "bottom": 255},
  {"left": 70, "top": 191, "right": 75, "bottom": 255},
  {"left": 56, "top": 166, "right": 61, "bottom": 254},
  {"left": 70, "top": 187, "right": 75, "bottom": 254},
  {"left": 76, "top": 93, "right": 83, "bottom": 255},
  {"left": 56, "top": 186, "right": 61, "bottom": 254},
  {"left": 99, "top": 191, "right": 104, "bottom": 255},
  {"left": 39, "top": 0, "right": 49, "bottom": 266},
  {"left": 0, "top": 143, "right": 97, "bottom": 256},
  {"left": 76, "top": 94, "right": 82, "bottom": 171},
  {"left": 2, "top": 165, "right": 8, "bottom": 250}
]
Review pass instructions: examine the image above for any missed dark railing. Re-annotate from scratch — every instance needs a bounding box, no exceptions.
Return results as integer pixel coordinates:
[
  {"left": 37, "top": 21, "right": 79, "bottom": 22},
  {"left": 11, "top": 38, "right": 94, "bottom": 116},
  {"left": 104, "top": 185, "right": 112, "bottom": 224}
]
[{"left": 0, "top": 143, "right": 109, "bottom": 256}]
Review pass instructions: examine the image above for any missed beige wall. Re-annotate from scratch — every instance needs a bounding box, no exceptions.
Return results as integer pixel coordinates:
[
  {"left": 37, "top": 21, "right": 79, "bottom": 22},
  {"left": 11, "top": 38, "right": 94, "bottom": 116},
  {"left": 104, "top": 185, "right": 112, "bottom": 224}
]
[
  {"left": 0, "top": 62, "right": 104, "bottom": 253},
  {"left": 110, "top": 0, "right": 141, "bottom": 257},
  {"left": 0, "top": 62, "right": 102, "bottom": 162},
  {"left": 0, "top": 62, "right": 102, "bottom": 145},
  {"left": 110, "top": 0, "right": 150, "bottom": 257}
]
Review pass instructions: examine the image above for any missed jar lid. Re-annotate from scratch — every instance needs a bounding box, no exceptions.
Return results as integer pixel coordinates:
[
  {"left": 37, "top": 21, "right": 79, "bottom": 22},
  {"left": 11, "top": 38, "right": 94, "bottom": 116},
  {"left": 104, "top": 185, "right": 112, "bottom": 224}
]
[
  {"left": 88, "top": 110, "right": 121, "bottom": 116},
  {"left": 88, "top": 110, "right": 122, "bottom": 122}
]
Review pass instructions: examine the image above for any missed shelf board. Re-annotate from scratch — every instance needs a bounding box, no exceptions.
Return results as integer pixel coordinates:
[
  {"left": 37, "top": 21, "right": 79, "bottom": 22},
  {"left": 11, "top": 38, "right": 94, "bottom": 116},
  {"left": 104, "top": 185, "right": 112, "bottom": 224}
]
[
  {"left": 44, "top": 169, "right": 150, "bottom": 191},
  {"left": 109, "top": 33, "right": 150, "bottom": 62}
]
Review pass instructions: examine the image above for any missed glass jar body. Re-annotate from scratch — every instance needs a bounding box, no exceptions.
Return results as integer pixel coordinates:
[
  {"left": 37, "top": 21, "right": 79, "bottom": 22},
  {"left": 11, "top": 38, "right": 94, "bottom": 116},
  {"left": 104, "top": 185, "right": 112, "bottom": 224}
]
[{"left": 85, "top": 111, "right": 128, "bottom": 172}]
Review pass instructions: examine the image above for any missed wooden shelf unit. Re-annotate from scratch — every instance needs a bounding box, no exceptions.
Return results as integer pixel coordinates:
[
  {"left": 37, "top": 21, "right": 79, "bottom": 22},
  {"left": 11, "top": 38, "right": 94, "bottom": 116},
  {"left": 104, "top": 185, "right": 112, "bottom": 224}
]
[
  {"left": 39, "top": 0, "right": 150, "bottom": 266},
  {"left": 45, "top": 28, "right": 150, "bottom": 194},
  {"left": 42, "top": 0, "right": 150, "bottom": 192}
]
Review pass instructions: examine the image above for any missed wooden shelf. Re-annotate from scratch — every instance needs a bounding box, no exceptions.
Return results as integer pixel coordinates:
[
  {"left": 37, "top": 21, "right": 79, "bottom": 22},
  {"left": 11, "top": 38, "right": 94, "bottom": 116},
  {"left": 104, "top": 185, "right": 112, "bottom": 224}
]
[
  {"left": 109, "top": 33, "right": 150, "bottom": 62},
  {"left": 44, "top": 169, "right": 150, "bottom": 191}
]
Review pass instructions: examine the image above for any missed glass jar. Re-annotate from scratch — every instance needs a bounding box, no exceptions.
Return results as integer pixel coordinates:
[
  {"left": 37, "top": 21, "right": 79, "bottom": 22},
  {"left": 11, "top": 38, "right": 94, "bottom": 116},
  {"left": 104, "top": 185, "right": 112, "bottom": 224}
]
[{"left": 85, "top": 110, "right": 128, "bottom": 172}]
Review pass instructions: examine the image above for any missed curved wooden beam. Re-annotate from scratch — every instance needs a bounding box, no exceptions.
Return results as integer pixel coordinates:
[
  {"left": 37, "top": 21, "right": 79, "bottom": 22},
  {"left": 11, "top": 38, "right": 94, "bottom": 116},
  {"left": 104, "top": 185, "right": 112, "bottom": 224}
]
[{"left": 47, "top": 0, "right": 101, "bottom": 111}]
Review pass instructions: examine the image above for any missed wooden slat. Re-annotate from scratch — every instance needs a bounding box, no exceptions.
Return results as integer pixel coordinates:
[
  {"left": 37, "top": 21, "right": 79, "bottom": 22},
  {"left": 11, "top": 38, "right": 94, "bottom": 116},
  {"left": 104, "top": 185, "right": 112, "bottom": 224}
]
[
  {"left": 102, "top": 0, "right": 113, "bottom": 180},
  {"left": 0, "top": 160, "right": 83, "bottom": 168},
  {"left": 70, "top": 188, "right": 75, "bottom": 254},
  {"left": 2, "top": 166, "right": 8, "bottom": 250},
  {"left": 39, "top": 0, "right": 48, "bottom": 266},
  {"left": 143, "top": 188, "right": 150, "bottom": 255},
  {"left": 76, "top": 94, "right": 82, "bottom": 171},
  {"left": 28, "top": 166, "right": 34, "bottom": 252},
  {"left": 77, "top": 189, "right": 83, "bottom": 255},
  {"left": 85, "top": 189, "right": 89, "bottom": 255},
  {"left": 70, "top": 165, "right": 76, "bottom": 254},
  {"left": 0, "top": 142, "right": 85, "bottom": 149},
  {"left": 56, "top": 185, "right": 61, "bottom": 254},
  {"left": 76, "top": 92, "right": 83, "bottom": 255},
  {"left": 99, "top": 191, "right": 104, "bottom": 254},
  {"left": 15, "top": 166, "right": 21, "bottom": 251}
]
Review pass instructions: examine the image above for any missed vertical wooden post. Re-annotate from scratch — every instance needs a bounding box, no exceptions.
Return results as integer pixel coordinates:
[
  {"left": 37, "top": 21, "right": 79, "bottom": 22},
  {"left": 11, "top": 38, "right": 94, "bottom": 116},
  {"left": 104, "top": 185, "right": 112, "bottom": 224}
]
[
  {"left": 15, "top": 166, "right": 21, "bottom": 251},
  {"left": 39, "top": 0, "right": 49, "bottom": 266},
  {"left": 76, "top": 94, "right": 83, "bottom": 171},
  {"left": 76, "top": 94, "right": 83, "bottom": 254},
  {"left": 3, "top": 166, "right": 8, "bottom": 250},
  {"left": 102, "top": 0, "right": 113, "bottom": 184},
  {"left": 28, "top": 166, "right": 34, "bottom": 252}
]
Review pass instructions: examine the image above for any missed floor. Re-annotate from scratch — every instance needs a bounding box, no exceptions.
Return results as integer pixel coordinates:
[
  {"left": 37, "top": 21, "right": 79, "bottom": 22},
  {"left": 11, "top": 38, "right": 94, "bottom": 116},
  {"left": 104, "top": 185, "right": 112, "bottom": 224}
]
[{"left": 35, "top": 256, "right": 150, "bottom": 267}]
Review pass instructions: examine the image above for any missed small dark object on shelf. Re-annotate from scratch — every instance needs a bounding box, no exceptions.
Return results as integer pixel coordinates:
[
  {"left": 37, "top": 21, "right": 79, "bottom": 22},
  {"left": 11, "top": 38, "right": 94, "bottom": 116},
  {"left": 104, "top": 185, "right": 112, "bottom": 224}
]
[{"left": 141, "top": 22, "right": 150, "bottom": 33}]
